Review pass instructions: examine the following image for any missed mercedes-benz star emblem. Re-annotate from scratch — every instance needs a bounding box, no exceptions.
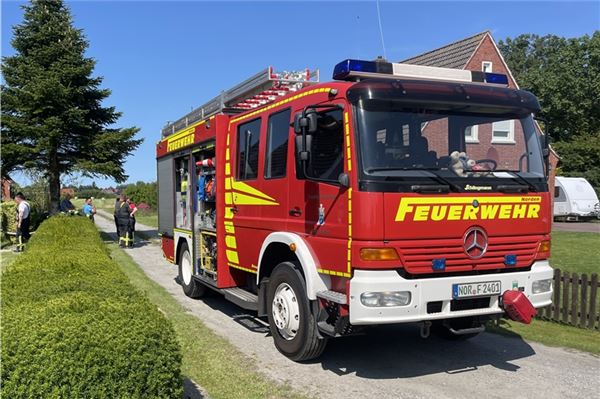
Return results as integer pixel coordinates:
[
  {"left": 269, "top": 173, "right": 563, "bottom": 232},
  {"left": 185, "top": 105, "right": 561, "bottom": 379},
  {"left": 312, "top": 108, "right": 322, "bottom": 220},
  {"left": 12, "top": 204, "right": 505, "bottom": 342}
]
[{"left": 463, "top": 227, "right": 488, "bottom": 259}]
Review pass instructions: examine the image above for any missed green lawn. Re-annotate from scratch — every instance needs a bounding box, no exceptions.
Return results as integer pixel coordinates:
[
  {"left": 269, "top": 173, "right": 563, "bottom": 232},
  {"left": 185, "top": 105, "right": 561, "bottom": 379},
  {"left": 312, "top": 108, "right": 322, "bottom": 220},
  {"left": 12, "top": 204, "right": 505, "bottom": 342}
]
[
  {"left": 1, "top": 250, "right": 19, "bottom": 272},
  {"left": 134, "top": 210, "right": 157, "bottom": 228},
  {"left": 105, "top": 240, "right": 307, "bottom": 399},
  {"left": 550, "top": 231, "right": 600, "bottom": 275},
  {"left": 72, "top": 197, "right": 116, "bottom": 213},
  {"left": 487, "top": 318, "right": 600, "bottom": 354}
]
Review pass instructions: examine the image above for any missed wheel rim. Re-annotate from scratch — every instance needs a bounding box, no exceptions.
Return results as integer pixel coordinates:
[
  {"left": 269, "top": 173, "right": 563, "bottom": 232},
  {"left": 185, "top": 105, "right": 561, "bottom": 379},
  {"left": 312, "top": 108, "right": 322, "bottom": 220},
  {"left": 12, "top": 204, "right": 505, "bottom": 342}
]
[
  {"left": 272, "top": 283, "right": 300, "bottom": 340},
  {"left": 181, "top": 250, "right": 193, "bottom": 285}
]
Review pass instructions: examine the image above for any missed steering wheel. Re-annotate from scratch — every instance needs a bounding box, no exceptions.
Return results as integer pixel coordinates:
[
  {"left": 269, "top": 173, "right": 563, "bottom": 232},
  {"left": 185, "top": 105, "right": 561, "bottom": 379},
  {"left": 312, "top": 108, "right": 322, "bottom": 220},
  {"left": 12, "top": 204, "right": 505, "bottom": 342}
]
[{"left": 475, "top": 159, "right": 497, "bottom": 171}]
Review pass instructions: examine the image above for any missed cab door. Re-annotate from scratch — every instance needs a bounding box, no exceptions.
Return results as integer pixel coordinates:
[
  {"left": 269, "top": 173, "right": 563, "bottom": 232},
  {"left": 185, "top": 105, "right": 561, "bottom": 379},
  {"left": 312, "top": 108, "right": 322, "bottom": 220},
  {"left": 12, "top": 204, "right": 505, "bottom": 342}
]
[{"left": 287, "top": 105, "right": 352, "bottom": 277}]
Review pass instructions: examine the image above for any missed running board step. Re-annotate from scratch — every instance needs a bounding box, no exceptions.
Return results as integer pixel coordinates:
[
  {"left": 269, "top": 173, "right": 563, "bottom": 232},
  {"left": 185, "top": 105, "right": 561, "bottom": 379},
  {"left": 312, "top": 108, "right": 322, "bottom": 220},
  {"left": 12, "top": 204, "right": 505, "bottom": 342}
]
[
  {"left": 223, "top": 287, "right": 258, "bottom": 311},
  {"left": 317, "top": 290, "right": 347, "bottom": 304}
]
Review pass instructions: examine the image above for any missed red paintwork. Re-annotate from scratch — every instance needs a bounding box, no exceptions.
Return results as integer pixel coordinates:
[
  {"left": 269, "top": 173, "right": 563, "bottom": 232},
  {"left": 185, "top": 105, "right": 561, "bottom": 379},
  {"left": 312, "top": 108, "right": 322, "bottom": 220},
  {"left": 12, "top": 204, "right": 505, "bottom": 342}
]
[
  {"left": 161, "top": 236, "right": 175, "bottom": 263},
  {"left": 157, "top": 80, "right": 551, "bottom": 295}
]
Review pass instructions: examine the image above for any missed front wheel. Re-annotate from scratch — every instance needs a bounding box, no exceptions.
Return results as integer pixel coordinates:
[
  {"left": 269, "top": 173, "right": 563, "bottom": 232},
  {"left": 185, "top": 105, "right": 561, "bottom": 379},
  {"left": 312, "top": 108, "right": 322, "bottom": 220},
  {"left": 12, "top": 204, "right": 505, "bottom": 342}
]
[
  {"left": 178, "top": 242, "right": 206, "bottom": 298},
  {"left": 267, "top": 262, "right": 327, "bottom": 361}
]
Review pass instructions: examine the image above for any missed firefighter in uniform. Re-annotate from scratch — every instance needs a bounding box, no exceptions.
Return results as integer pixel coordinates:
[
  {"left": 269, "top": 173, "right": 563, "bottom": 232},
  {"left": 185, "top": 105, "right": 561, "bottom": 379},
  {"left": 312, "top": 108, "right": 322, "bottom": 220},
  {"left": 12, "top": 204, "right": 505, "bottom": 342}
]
[
  {"left": 114, "top": 195, "right": 132, "bottom": 247},
  {"left": 14, "top": 192, "right": 31, "bottom": 252}
]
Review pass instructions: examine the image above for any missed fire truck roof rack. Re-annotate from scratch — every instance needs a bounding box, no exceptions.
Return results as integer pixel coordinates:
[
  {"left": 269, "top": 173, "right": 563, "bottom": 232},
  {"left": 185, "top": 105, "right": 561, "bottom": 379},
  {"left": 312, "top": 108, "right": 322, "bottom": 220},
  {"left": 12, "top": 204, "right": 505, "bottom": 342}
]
[{"left": 162, "top": 67, "right": 319, "bottom": 138}]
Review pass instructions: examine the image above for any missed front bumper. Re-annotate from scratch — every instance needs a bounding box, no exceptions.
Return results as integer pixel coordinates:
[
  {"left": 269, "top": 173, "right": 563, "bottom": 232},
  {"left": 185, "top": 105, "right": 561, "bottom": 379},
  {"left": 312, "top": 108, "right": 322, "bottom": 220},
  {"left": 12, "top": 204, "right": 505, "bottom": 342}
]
[{"left": 349, "top": 260, "right": 553, "bottom": 325}]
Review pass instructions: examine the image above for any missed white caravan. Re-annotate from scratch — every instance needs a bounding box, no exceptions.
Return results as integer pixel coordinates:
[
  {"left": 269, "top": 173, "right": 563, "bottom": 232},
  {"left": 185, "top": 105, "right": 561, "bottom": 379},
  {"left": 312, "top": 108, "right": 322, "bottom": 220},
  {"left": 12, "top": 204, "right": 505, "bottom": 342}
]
[{"left": 553, "top": 176, "right": 600, "bottom": 221}]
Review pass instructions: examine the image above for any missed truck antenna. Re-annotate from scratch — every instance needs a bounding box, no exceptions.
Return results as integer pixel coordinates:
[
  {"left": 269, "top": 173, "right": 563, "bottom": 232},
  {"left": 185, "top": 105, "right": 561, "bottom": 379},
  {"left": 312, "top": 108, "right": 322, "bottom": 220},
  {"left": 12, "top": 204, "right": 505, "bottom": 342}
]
[{"left": 375, "top": 0, "right": 387, "bottom": 60}]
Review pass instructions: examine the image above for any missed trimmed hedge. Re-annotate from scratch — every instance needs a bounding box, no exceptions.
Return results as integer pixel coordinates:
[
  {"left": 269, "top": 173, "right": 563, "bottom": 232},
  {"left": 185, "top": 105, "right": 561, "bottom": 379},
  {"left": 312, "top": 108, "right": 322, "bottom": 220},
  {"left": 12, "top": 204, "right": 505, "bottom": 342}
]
[
  {"left": 1, "top": 200, "right": 18, "bottom": 235},
  {"left": 1, "top": 216, "right": 182, "bottom": 398}
]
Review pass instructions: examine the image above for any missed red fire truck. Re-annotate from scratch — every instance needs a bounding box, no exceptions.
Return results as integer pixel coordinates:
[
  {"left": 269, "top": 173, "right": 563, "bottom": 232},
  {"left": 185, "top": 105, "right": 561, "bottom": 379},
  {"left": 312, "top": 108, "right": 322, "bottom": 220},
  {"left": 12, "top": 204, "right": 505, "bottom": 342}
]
[{"left": 157, "top": 60, "right": 554, "bottom": 361}]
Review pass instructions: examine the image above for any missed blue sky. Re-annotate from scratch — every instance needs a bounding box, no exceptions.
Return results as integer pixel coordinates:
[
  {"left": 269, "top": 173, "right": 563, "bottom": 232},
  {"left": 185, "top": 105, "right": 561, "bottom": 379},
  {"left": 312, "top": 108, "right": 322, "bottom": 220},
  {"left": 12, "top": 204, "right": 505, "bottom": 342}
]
[{"left": 2, "top": 1, "right": 599, "bottom": 188}]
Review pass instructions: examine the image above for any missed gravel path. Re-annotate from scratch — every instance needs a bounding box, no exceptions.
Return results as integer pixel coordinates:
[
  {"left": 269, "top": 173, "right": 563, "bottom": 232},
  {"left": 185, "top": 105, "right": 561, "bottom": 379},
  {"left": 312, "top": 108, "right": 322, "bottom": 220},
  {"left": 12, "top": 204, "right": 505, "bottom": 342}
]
[{"left": 95, "top": 211, "right": 599, "bottom": 399}]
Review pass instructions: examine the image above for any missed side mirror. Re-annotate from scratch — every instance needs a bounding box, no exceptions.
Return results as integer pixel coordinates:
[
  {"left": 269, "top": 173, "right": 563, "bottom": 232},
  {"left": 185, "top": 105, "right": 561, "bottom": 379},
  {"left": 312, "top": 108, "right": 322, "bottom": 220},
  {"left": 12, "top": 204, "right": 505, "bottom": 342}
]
[
  {"left": 295, "top": 135, "right": 312, "bottom": 162},
  {"left": 338, "top": 172, "right": 350, "bottom": 188},
  {"left": 293, "top": 110, "right": 318, "bottom": 134},
  {"left": 541, "top": 134, "right": 551, "bottom": 155}
]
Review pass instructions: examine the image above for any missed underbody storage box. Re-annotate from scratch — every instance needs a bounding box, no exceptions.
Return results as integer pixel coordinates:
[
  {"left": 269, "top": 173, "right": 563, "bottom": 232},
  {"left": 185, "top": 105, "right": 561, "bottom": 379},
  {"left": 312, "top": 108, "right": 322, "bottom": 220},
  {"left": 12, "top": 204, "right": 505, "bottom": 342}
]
[{"left": 502, "top": 290, "right": 537, "bottom": 324}]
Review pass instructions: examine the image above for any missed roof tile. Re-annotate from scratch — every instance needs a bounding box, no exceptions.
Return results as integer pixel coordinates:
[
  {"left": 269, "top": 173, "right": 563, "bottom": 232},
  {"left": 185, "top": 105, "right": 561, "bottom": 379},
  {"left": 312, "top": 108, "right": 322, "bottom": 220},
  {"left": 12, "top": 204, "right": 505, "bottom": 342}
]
[{"left": 400, "top": 31, "right": 488, "bottom": 69}]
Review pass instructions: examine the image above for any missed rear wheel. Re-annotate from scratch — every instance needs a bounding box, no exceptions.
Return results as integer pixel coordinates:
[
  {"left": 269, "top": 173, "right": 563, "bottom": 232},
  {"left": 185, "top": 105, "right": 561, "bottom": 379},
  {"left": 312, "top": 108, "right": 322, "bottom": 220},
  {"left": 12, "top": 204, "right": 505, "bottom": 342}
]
[
  {"left": 178, "top": 242, "right": 206, "bottom": 298},
  {"left": 267, "top": 262, "right": 327, "bottom": 361}
]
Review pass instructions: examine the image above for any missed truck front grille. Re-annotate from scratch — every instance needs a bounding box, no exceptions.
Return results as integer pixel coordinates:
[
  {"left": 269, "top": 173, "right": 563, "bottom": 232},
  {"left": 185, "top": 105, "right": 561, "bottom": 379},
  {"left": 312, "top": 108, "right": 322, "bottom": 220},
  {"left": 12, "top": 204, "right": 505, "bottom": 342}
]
[{"left": 396, "top": 235, "right": 540, "bottom": 275}]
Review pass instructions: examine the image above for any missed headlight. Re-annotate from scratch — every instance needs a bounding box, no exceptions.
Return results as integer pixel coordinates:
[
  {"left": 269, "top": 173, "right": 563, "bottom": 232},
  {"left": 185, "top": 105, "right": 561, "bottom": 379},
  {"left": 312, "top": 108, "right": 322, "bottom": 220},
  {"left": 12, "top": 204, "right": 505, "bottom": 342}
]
[
  {"left": 532, "top": 279, "right": 552, "bottom": 294},
  {"left": 360, "top": 291, "right": 411, "bottom": 307}
]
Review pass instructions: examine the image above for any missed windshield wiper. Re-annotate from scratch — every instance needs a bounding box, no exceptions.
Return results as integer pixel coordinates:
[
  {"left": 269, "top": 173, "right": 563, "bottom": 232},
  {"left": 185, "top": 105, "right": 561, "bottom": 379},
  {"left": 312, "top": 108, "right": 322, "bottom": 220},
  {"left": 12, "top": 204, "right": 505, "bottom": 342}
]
[
  {"left": 365, "top": 167, "right": 460, "bottom": 192},
  {"left": 493, "top": 170, "right": 538, "bottom": 192},
  {"left": 411, "top": 184, "right": 449, "bottom": 193}
]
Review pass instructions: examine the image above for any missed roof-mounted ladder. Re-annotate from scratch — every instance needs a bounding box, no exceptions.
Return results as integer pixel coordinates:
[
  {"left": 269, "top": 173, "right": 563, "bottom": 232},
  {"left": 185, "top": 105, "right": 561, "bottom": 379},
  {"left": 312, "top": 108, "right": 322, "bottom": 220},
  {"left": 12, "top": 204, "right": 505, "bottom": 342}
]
[{"left": 161, "top": 67, "right": 319, "bottom": 138}]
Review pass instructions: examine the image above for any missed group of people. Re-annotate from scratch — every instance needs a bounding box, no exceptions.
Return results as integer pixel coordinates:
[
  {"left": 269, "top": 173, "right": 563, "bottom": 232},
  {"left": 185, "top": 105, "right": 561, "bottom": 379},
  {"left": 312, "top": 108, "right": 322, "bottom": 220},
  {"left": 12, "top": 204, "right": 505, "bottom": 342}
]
[
  {"left": 59, "top": 194, "right": 96, "bottom": 221},
  {"left": 11, "top": 192, "right": 136, "bottom": 252},
  {"left": 114, "top": 195, "right": 138, "bottom": 247}
]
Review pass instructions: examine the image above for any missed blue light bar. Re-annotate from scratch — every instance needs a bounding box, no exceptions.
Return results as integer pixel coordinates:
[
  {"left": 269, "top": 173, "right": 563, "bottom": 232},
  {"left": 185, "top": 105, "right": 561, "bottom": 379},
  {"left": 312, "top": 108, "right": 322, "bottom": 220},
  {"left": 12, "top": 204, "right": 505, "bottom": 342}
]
[
  {"left": 432, "top": 258, "right": 446, "bottom": 271},
  {"left": 333, "top": 59, "right": 392, "bottom": 80},
  {"left": 333, "top": 58, "right": 509, "bottom": 86},
  {"left": 504, "top": 254, "right": 517, "bottom": 266},
  {"left": 484, "top": 72, "right": 509, "bottom": 85}
]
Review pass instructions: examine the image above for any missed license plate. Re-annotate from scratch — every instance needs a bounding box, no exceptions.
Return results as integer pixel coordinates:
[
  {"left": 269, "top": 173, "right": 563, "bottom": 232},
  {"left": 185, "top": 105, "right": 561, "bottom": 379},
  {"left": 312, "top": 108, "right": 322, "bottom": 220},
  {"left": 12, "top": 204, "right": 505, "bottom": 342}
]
[{"left": 452, "top": 281, "right": 501, "bottom": 299}]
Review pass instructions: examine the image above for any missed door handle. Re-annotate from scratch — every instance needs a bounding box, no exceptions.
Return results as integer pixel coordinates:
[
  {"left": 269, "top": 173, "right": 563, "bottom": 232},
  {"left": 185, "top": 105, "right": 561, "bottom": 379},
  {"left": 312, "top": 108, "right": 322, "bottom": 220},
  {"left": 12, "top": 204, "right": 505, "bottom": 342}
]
[
  {"left": 230, "top": 206, "right": 238, "bottom": 214},
  {"left": 289, "top": 208, "right": 302, "bottom": 217}
]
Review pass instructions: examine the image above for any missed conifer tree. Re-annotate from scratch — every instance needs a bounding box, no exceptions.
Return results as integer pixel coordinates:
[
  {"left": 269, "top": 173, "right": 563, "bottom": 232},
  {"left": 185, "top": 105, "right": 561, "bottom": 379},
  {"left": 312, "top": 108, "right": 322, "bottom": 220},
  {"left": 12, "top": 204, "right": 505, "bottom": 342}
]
[{"left": 1, "top": 0, "right": 142, "bottom": 211}]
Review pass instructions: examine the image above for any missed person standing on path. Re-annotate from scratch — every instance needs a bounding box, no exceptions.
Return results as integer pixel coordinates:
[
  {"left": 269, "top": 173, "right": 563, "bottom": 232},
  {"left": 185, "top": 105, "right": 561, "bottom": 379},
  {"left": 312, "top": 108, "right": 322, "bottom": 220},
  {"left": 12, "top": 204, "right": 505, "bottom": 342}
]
[
  {"left": 114, "top": 195, "right": 132, "bottom": 247},
  {"left": 127, "top": 198, "right": 138, "bottom": 244},
  {"left": 14, "top": 192, "right": 31, "bottom": 252}
]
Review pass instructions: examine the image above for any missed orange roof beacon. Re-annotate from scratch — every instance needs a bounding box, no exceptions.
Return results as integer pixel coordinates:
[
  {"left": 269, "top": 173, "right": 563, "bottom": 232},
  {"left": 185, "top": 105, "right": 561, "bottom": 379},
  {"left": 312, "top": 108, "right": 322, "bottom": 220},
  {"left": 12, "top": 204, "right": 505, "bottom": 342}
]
[{"left": 157, "top": 59, "right": 554, "bottom": 361}]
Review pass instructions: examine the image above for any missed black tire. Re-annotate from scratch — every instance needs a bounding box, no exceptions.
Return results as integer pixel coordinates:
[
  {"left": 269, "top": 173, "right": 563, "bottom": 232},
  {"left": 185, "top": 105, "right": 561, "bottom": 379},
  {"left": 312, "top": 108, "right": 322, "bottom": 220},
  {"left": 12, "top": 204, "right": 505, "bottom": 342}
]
[
  {"left": 178, "top": 242, "right": 206, "bottom": 298},
  {"left": 432, "top": 317, "right": 483, "bottom": 340},
  {"left": 266, "top": 262, "right": 327, "bottom": 361}
]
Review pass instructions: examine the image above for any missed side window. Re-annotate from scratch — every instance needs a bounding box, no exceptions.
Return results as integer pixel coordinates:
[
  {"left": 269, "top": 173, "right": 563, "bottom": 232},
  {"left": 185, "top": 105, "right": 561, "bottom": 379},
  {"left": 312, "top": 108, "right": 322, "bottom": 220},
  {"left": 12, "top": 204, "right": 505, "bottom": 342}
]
[
  {"left": 265, "top": 109, "right": 291, "bottom": 179},
  {"left": 308, "top": 109, "right": 344, "bottom": 181},
  {"left": 237, "top": 118, "right": 261, "bottom": 180}
]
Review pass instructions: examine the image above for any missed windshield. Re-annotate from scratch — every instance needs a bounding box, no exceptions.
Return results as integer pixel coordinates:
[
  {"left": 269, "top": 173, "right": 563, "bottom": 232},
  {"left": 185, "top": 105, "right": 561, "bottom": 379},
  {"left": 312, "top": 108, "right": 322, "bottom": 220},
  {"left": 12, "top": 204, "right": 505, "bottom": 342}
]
[{"left": 352, "top": 90, "right": 546, "bottom": 192}]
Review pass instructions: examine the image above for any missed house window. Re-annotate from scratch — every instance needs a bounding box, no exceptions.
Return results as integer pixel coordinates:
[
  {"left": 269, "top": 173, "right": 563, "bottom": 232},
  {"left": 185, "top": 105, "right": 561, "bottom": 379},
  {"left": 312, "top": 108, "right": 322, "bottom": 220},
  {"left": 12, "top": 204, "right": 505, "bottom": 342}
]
[
  {"left": 465, "top": 125, "right": 479, "bottom": 143},
  {"left": 492, "top": 119, "right": 515, "bottom": 143},
  {"left": 237, "top": 118, "right": 261, "bottom": 180},
  {"left": 264, "top": 109, "right": 291, "bottom": 179},
  {"left": 482, "top": 61, "right": 493, "bottom": 72}
]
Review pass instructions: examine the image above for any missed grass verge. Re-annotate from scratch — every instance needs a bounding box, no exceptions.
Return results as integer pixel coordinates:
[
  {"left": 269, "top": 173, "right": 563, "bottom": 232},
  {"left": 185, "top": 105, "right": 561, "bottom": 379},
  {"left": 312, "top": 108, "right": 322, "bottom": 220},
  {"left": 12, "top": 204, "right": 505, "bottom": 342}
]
[
  {"left": 134, "top": 211, "right": 157, "bottom": 228},
  {"left": 551, "top": 231, "right": 600, "bottom": 275},
  {"left": 0, "top": 250, "right": 18, "bottom": 272},
  {"left": 487, "top": 318, "right": 600, "bottom": 355},
  {"left": 105, "top": 240, "right": 308, "bottom": 399}
]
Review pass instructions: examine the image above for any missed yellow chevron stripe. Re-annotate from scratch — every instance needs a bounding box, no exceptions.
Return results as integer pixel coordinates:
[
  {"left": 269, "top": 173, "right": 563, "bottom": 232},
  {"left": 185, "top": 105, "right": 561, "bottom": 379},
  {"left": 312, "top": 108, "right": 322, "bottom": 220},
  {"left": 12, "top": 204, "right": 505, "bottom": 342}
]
[
  {"left": 231, "top": 179, "right": 277, "bottom": 202},
  {"left": 233, "top": 192, "right": 279, "bottom": 206}
]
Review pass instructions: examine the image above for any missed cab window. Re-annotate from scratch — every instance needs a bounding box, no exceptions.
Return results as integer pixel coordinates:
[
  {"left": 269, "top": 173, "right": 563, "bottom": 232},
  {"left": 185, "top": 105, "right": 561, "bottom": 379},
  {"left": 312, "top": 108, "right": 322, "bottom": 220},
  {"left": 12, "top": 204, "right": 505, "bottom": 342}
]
[
  {"left": 237, "top": 118, "right": 261, "bottom": 180},
  {"left": 303, "top": 109, "right": 344, "bottom": 181},
  {"left": 265, "top": 109, "right": 291, "bottom": 179}
]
